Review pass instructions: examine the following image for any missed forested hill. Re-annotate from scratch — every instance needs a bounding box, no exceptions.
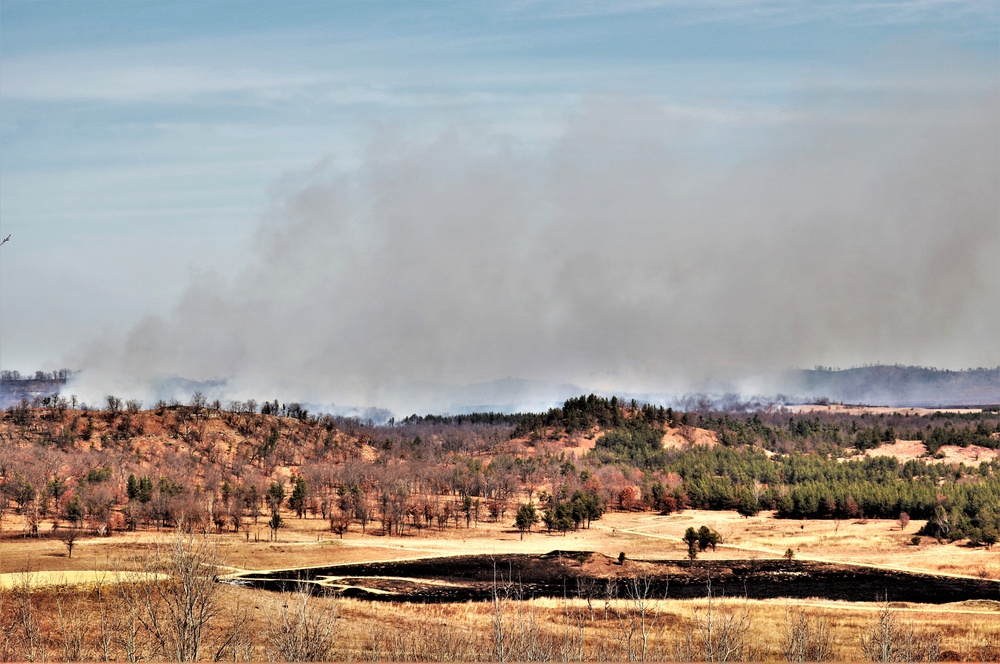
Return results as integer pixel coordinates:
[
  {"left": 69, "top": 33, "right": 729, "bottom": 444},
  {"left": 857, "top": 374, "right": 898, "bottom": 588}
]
[
  {"left": 787, "top": 366, "right": 1000, "bottom": 407},
  {"left": 1, "top": 393, "right": 998, "bottom": 542}
]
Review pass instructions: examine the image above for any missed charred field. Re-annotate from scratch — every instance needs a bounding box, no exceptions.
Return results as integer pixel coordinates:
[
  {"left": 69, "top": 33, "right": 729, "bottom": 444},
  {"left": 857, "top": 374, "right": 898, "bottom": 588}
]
[{"left": 228, "top": 551, "right": 1000, "bottom": 604}]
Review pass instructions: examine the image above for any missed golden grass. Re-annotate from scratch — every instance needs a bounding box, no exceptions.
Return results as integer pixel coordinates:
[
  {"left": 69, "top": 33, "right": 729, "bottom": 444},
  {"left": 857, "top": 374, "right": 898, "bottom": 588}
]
[
  {"left": 229, "top": 589, "right": 1000, "bottom": 662},
  {"left": 2, "top": 553, "right": 998, "bottom": 661},
  {"left": 4, "top": 508, "right": 997, "bottom": 579},
  {"left": 0, "top": 569, "right": 163, "bottom": 589},
  {"left": 3, "top": 508, "right": 998, "bottom": 660}
]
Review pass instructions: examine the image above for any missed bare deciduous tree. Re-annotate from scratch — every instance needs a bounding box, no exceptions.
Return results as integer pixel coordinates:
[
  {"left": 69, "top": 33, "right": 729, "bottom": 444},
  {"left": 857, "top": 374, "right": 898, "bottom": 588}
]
[
  {"left": 10, "top": 571, "right": 42, "bottom": 662},
  {"left": 782, "top": 605, "right": 834, "bottom": 662},
  {"left": 898, "top": 512, "right": 910, "bottom": 531},
  {"left": 212, "top": 599, "right": 256, "bottom": 663},
  {"left": 54, "top": 586, "right": 87, "bottom": 661},
  {"left": 490, "top": 564, "right": 554, "bottom": 662},
  {"left": 116, "top": 531, "right": 223, "bottom": 661},
  {"left": 860, "top": 599, "right": 940, "bottom": 662},
  {"left": 264, "top": 590, "right": 339, "bottom": 662},
  {"left": 62, "top": 526, "right": 79, "bottom": 558},
  {"left": 675, "top": 579, "right": 756, "bottom": 662},
  {"left": 608, "top": 574, "right": 660, "bottom": 662}
]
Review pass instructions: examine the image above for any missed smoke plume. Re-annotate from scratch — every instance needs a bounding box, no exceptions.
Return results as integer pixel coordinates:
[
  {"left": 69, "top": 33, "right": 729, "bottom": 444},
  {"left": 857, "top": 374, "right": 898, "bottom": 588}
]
[{"left": 68, "top": 89, "right": 1000, "bottom": 414}]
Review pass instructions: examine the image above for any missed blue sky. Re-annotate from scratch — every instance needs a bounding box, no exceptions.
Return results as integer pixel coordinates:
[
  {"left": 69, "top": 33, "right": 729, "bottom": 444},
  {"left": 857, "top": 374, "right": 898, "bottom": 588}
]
[{"left": 1, "top": 1, "right": 997, "bottom": 410}]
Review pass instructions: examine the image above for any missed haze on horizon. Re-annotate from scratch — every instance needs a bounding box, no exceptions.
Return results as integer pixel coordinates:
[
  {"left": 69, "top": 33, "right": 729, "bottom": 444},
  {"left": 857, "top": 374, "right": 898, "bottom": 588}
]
[{"left": 1, "top": 2, "right": 997, "bottom": 415}]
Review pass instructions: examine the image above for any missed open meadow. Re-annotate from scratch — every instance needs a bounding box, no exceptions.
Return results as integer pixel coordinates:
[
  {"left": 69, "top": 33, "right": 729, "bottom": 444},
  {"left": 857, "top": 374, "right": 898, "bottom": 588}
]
[{"left": 2, "top": 506, "right": 999, "bottom": 661}]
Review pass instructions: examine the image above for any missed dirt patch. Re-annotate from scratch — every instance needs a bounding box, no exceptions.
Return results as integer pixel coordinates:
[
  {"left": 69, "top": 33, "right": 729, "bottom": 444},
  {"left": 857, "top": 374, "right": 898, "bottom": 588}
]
[
  {"left": 554, "top": 428, "right": 603, "bottom": 458},
  {"left": 661, "top": 427, "right": 719, "bottom": 449},
  {"left": 851, "top": 439, "right": 1000, "bottom": 466}
]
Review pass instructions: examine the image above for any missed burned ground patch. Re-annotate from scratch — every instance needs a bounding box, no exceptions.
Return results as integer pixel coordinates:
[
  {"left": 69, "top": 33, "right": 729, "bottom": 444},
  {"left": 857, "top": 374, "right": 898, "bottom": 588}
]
[{"left": 225, "top": 551, "right": 999, "bottom": 604}]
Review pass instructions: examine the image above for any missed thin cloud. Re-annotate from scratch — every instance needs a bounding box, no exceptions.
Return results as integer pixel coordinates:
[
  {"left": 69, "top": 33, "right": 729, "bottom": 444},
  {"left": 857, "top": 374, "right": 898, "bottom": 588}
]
[
  {"left": 0, "top": 57, "right": 321, "bottom": 102},
  {"left": 510, "top": 0, "right": 997, "bottom": 26}
]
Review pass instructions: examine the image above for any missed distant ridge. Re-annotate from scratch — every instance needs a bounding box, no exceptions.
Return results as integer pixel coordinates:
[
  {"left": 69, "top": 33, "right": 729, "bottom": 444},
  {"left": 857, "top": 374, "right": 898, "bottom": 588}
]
[
  {"left": 787, "top": 365, "right": 1000, "bottom": 407},
  {"left": 0, "top": 376, "right": 66, "bottom": 408},
  {"left": 2, "top": 365, "right": 997, "bottom": 414}
]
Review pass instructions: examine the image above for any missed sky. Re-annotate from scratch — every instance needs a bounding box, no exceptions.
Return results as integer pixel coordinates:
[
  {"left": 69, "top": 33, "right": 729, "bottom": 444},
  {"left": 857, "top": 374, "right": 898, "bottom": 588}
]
[{"left": 1, "top": 1, "right": 998, "bottom": 414}]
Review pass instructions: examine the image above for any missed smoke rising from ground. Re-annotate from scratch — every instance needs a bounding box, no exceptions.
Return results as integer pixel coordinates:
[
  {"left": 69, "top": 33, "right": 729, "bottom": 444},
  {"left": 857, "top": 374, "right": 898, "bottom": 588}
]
[{"left": 68, "top": 89, "right": 999, "bottom": 414}]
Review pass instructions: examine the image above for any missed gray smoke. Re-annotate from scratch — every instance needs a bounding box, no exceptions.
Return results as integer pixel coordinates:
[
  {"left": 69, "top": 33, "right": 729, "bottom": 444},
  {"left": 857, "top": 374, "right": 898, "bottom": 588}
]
[{"left": 67, "top": 87, "right": 999, "bottom": 414}]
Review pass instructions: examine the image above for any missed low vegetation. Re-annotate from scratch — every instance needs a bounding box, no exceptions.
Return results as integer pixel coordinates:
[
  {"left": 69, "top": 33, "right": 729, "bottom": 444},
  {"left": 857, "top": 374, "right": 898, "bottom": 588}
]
[{"left": 1, "top": 391, "right": 999, "bottom": 661}]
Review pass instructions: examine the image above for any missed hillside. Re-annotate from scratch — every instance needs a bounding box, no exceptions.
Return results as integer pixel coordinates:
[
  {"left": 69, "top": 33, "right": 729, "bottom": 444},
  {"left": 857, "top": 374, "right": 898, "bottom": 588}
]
[{"left": 1, "top": 395, "right": 997, "bottom": 545}]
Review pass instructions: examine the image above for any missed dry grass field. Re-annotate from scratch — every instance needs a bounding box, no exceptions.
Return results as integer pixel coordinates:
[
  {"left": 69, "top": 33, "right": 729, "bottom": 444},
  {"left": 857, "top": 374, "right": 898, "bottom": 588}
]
[
  {"left": 6, "top": 507, "right": 996, "bottom": 580},
  {"left": 2, "top": 506, "right": 998, "bottom": 661}
]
